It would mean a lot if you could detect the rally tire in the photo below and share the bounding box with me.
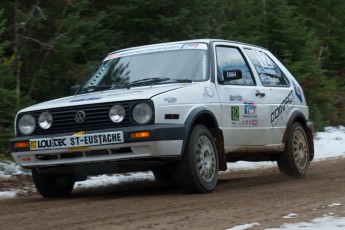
[277,122,310,178]
[32,169,75,198]
[175,124,219,193]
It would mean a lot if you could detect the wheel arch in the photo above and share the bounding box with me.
[183,107,227,171]
[283,110,314,161]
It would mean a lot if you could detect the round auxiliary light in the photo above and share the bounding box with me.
[132,103,152,124]
[109,105,125,123]
[38,112,53,129]
[18,114,36,135]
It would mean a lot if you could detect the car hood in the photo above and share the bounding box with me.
[20,83,191,112]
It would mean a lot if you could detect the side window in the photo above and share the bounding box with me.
[216,46,255,85]
[244,49,290,87]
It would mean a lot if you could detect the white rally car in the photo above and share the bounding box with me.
[9,39,314,197]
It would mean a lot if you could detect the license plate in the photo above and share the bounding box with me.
[29,131,124,150]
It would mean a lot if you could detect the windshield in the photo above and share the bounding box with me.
[78,43,208,93]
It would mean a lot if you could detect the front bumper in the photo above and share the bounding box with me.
[9,124,185,168]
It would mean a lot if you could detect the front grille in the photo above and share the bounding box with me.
[17,100,154,136]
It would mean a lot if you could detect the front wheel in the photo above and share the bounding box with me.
[32,169,75,198]
[175,124,219,193]
[277,122,310,178]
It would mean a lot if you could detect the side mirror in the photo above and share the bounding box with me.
[70,85,80,95]
[223,69,243,81]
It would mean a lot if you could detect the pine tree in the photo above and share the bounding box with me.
[289,0,345,125]
[0,8,16,156]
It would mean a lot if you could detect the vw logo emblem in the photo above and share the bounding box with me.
[75,111,86,123]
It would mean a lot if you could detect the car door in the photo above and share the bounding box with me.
[243,47,293,145]
[214,43,271,147]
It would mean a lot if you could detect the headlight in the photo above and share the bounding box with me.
[18,114,36,135]
[132,103,152,124]
[109,105,125,123]
[38,112,53,129]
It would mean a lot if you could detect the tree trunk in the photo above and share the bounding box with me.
[13,0,20,108]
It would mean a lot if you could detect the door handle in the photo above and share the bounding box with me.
[255,91,265,97]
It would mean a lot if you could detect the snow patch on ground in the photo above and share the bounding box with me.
[0,160,30,177]
[226,222,260,230]
[266,215,345,230]
[328,203,342,208]
[75,172,155,188]
[282,213,298,219]
[0,190,17,199]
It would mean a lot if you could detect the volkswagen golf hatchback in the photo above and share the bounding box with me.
[9,39,314,197]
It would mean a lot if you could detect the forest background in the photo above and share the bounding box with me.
[0,0,345,157]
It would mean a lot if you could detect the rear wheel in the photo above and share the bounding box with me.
[32,169,75,198]
[175,124,219,193]
[278,122,310,178]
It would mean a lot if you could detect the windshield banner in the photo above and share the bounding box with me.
[103,43,208,61]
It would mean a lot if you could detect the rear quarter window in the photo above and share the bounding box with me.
[244,49,290,87]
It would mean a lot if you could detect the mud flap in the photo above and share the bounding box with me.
[306,121,314,161]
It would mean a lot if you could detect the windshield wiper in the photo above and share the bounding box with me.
[170,78,193,83]
[128,77,171,87]
[79,85,112,93]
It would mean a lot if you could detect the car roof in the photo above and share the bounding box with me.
[109,39,268,55]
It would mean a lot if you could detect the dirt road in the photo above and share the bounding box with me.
[1,158,345,230]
